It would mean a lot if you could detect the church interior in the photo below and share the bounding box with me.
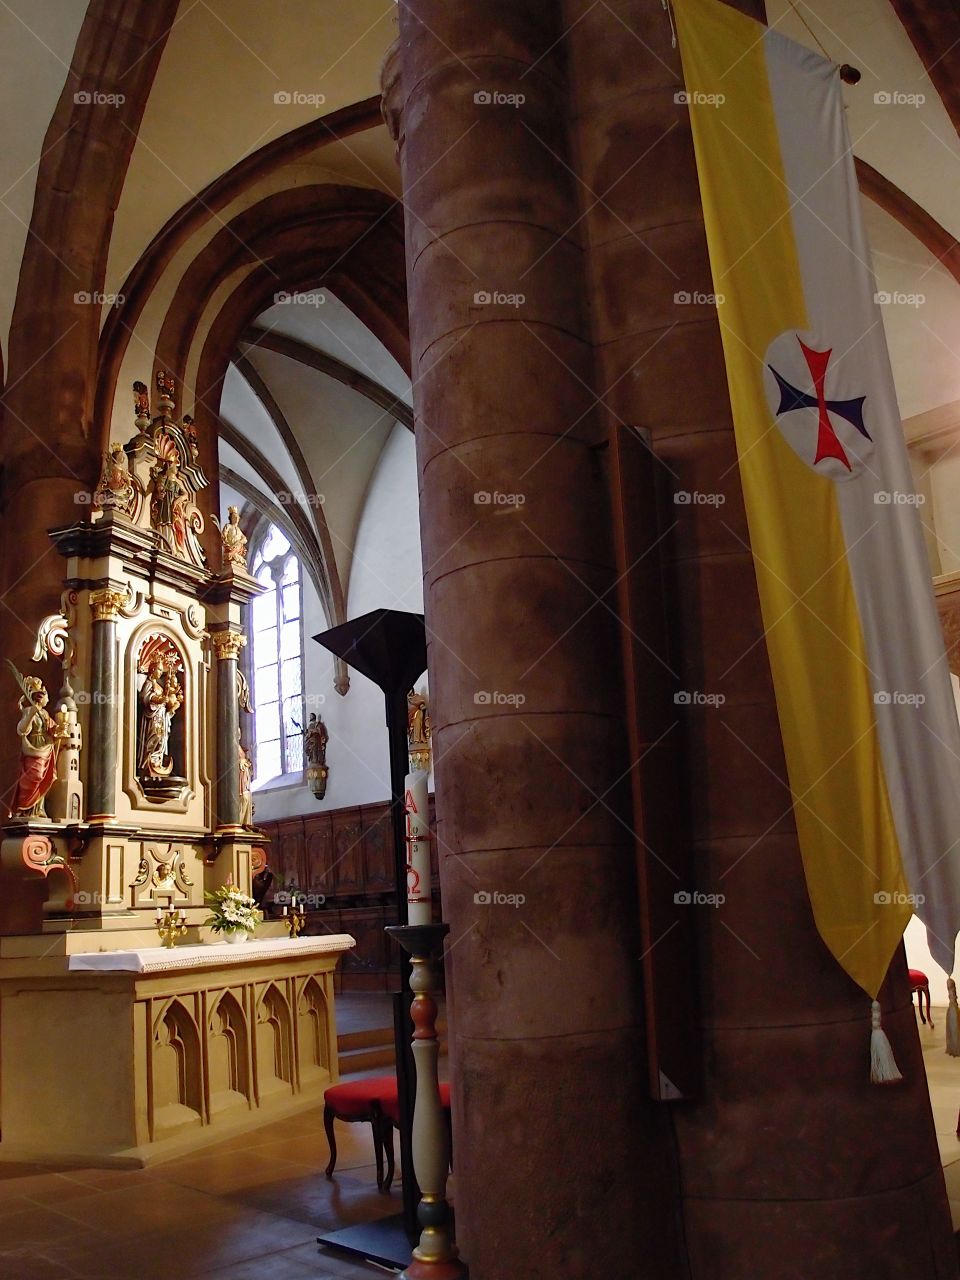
[2,0,960,1277]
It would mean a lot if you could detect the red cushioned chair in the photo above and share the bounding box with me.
[909,968,933,1027]
[323,1075,397,1193]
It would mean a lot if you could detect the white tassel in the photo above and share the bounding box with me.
[870,999,903,1085]
[946,978,960,1057]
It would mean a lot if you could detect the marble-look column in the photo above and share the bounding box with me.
[384,4,687,1276]
[212,630,244,832]
[86,588,127,822]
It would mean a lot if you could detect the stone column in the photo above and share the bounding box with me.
[561,1,955,1276]
[212,630,244,832]
[87,588,126,822]
[385,5,687,1276]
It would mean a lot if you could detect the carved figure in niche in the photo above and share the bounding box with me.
[220,507,248,571]
[149,456,190,557]
[7,665,67,819]
[93,442,137,515]
[304,713,328,768]
[138,657,183,780]
[239,735,254,827]
[407,688,431,748]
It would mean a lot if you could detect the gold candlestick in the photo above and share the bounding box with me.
[156,907,187,948]
[284,905,306,938]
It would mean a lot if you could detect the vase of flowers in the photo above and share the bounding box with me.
[204,883,262,944]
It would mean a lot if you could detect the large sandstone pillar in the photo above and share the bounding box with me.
[562,1,955,1277]
[384,5,687,1277]
[389,0,957,1277]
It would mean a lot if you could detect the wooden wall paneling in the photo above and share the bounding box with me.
[304,813,334,901]
[330,808,364,896]
[361,802,394,893]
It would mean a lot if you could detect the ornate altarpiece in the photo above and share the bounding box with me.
[0,377,353,1165]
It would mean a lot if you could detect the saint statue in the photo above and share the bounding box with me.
[93,442,136,515]
[182,414,200,463]
[149,457,189,556]
[220,506,248,570]
[137,658,183,779]
[239,737,254,827]
[8,666,66,819]
[133,380,151,424]
[407,688,431,748]
[304,713,328,768]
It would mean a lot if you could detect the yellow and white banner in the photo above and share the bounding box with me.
[674,0,960,1001]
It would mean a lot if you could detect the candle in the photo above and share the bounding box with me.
[156,907,162,920]
[283,905,288,917]
[299,901,305,915]
[405,769,432,925]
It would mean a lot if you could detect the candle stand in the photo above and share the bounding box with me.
[385,922,466,1280]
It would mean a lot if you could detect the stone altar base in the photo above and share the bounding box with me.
[0,933,354,1167]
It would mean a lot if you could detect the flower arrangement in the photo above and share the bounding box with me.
[204,882,262,938]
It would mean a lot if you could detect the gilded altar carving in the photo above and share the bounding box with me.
[90,587,131,622]
[136,636,186,795]
[212,630,246,661]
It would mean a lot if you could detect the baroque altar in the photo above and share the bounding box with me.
[0,375,353,1165]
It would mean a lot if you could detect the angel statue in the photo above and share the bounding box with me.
[137,657,183,779]
[93,442,136,515]
[7,663,67,819]
[220,506,248,570]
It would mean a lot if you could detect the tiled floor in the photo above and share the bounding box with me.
[0,1103,407,1279]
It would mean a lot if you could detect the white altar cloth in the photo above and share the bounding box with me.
[67,933,356,974]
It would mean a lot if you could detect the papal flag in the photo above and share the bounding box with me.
[674,0,960,1077]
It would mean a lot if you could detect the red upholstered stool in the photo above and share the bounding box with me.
[908,969,933,1027]
[323,1075,399,1193]
[379,1082,452,1194]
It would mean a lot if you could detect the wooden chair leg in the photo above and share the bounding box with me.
[324,1105,337,1179]
[381,1115,396,1194]
[371,1110,385,1192]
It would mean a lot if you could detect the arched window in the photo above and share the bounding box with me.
[250,524,304,781]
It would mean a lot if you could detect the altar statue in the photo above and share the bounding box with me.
[149,457,189,556]
[220,506,248,570]
[7,665,66,819]
[238,737,254,827]
[137,658,183,779]
[93,442,136,515]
